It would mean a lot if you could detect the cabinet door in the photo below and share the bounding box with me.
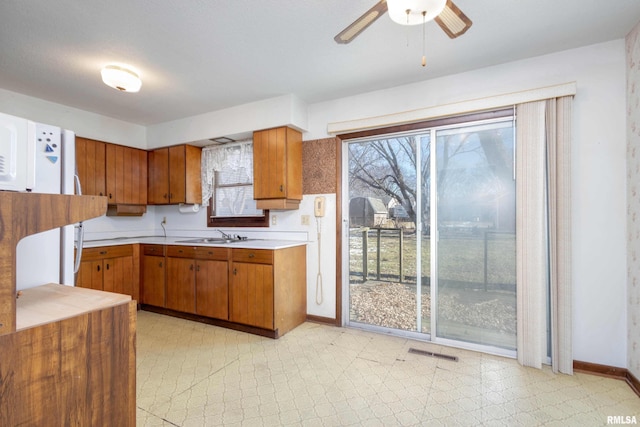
[166,257,196,313]
[195,260,228,320]
[102,256,134,296]
[76,259,103,290]
[106,144,148,205]
[141,255,165,307]
[253,127,286,200]
[168,145,186,203]
[75,137,106,197]
[230,262,274,329]
[148,148,169,204]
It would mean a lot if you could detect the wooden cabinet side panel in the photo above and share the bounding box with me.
[273,246,307,336]
[0,302,135,426]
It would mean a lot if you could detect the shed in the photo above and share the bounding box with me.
[349,197,388,227]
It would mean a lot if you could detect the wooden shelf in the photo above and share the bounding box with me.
[0,192,107,334]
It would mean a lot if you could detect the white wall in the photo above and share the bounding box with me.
[0,88,146,148]
[1,39,628,367]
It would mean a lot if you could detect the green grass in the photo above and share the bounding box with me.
[349,228,516,288]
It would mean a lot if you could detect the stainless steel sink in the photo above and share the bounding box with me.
[176,237,256,245]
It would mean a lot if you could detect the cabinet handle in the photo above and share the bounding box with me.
[100,250,107,255]
[163,193,168,199]
[233,268,237,275]
[106,263,110,270]
[159,261,163,267]
[190,264,194,271]
[249,253,255,258]
[97,265,101,272]
[178,249,183,253]
[99,192,103,196]
[196,265,200,272]
[279,184,283,192]
[109,193,113,199]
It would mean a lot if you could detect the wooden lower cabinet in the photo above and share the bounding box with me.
[230,245,306,337]
[138,243,306,338]
[230,259,274,330]
[141,245,166,307]
[196,259,229,320]
[166,256,197,313]
[76,245,139,300]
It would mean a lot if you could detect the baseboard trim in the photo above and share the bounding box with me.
[574,360,640,398]
[306,314,338,326]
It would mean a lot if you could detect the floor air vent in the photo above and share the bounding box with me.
[408,348,458,362]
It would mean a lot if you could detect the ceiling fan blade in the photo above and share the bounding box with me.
[334,0,388,44]
[434,0,472,39]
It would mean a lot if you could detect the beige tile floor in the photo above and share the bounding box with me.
[136,311,639,426]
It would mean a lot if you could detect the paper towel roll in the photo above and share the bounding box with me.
[178,203,200,213]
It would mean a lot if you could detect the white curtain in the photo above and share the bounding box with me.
[516,96,573,374]
[201,140,253,207]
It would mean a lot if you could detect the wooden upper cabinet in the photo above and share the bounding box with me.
[76,137,147,207]
[148,147,170,204]
[105,143,148,205]
[75,137,106,197]
[148,144,202,205]
[253,126,302,210]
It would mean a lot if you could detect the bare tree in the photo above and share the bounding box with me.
[348,127,514,232]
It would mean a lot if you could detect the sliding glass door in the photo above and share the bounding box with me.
[344,116,516,353]
[433,120,516,350]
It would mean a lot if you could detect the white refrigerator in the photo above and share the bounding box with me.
[16,122,78,290]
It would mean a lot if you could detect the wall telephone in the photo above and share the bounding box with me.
[313,196,325,305]
[314,196,325,217]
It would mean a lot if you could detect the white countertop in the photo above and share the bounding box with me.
[81,236,308,250]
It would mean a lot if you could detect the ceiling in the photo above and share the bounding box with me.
[2,0,640,126]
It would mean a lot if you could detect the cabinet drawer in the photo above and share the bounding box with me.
[142,244,165,256]
[166,245,197,258]
[82,245,133,260]
[232,248,273,265]
[194,246,228,261]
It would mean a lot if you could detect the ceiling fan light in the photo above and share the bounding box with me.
[101,64,142,93]
[387,0,447,25]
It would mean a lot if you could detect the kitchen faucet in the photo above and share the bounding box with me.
[216,229,233,240]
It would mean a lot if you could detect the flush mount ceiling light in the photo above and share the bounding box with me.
[386,0,446,25]
[101,64,142,93]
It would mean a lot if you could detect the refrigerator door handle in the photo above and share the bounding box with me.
[74,222,84,274]
[73,172,84,276]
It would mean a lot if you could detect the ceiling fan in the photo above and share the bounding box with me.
[334,0,472,45]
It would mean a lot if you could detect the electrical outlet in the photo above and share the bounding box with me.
[271,215,277,226]
[301,215,310,225]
